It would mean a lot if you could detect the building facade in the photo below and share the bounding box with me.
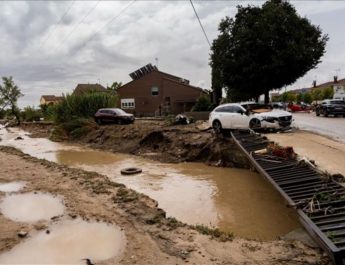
[118,65,208,116]
[40,95,63,105]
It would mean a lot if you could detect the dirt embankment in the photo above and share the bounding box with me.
[20,120,250,168]
[0,146,329,264]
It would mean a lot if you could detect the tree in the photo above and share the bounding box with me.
[191,95,212,111]
[107,81,122,94]
[210,0,328,104]
[303,92,312,104]
[322,87,334,100]
[311,88,323,101]
[0,76,23,124]
[280,92,296,103]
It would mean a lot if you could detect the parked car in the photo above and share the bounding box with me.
[209,103,292,133]
[287,102,312,112]
[94,108,135,125]
[315,100,345,117]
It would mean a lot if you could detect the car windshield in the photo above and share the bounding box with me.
[115,109,127,115]
[330,100,345,105]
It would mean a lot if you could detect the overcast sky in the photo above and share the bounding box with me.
[1,1,345,108]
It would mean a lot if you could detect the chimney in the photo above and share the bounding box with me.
[312,80,316,88]
[334,76,338,83]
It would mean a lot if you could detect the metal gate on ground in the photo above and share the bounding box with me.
[231,130,345,265]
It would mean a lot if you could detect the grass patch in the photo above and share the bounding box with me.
[192,224,234,242]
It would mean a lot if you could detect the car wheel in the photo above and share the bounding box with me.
[95,118,102,125]
[117,119,123,125]
[212,120,222,134]
[249,118,261,129]
[324,111,328,117]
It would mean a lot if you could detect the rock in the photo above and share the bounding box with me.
[17,231,28,238]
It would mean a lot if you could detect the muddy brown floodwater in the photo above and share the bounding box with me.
[1,128,301,241]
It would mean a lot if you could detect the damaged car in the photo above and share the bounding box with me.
[209,103,292,133]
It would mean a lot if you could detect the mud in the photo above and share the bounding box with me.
[0,146,330,264]
[267,130,345,175]
[1,128,300,240]
[19,120,250,168]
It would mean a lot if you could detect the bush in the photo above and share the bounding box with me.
[49,92,117,123]
[21,106,42,122]
[191,95,212,111]
[60,118,97,139]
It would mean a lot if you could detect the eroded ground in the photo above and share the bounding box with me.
[0,146,330,264]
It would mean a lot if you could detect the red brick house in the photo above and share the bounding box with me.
[117,64,208,116]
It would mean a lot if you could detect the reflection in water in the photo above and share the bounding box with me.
[1,128,300,240]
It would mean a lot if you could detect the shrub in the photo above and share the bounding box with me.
[192,95,212,111]
[21,106,42,121]
[49,92,117,123]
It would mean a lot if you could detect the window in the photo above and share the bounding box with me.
[121,98,135,109]
[151,86,159,96]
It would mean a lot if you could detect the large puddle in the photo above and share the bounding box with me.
[0,192,65,223]
[0,128,300,240]
[0,219,125,264]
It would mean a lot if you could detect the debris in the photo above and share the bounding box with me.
[17,231,28,238]
[175,114,194,125]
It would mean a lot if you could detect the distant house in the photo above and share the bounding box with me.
[117,64,208,116]
[40,95,63,105]
[312,76,345,90]
[72,84,107,96]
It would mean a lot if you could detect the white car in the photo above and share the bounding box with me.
[209,103,292,133]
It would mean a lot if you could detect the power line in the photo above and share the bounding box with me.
[39,0,76,47]
[77,1,136,50]
[56,0,101,50]
[189,0,211,47]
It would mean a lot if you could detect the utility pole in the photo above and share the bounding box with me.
[155,57,158,68]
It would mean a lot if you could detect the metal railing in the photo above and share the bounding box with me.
[231,130,345,265]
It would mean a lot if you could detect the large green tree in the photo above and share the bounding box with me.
[210,0,328,104]
[0,76,23,124]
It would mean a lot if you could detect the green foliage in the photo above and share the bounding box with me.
[303,92,313,104]
[192,224,234,242]
[322,87,334,99]
[191,95,212,111]
[59,118,96,139]
[295,92,312,104]
[0,76,23,124]
[280,92,296,102]
[210,0,328,103]
[311,88,323,101]
[21,106,42,122]
[107,81,122,95]
[49,92,117,123]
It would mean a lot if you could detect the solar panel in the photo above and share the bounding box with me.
[129,63,157,80]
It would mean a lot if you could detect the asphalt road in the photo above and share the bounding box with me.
[292,112,345,143]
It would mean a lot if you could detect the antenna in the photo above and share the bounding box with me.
[155,57,158,68]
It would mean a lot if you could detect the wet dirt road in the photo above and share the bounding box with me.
[267,130,345,175]
[0,127,300,241]
[292,112,345,143]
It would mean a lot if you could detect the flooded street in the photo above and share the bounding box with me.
[0,128,300,240]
